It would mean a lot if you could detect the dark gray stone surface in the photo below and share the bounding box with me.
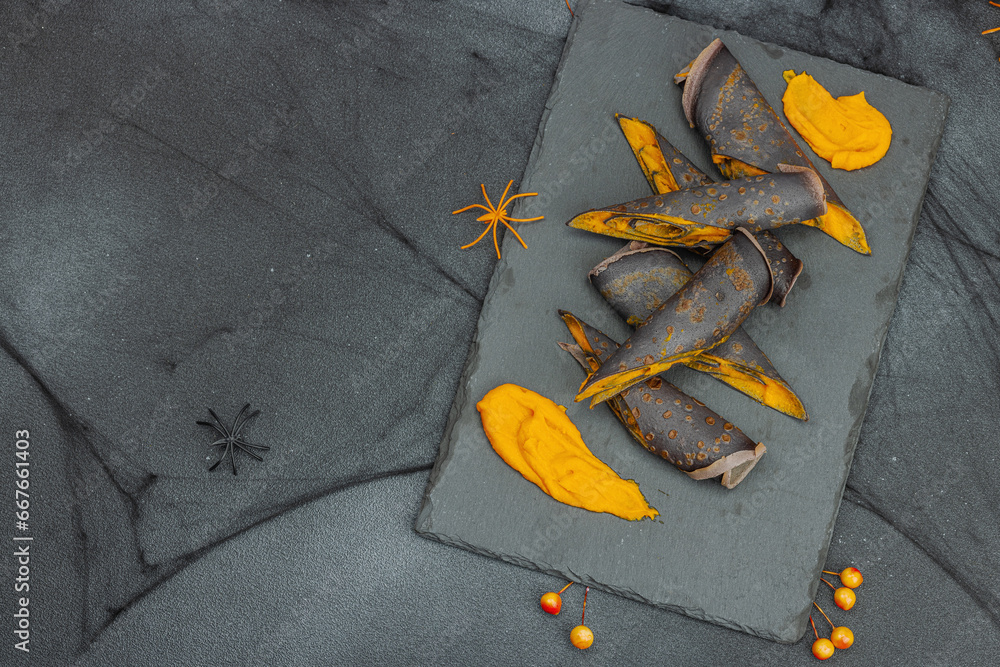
[416,0,947,642]
[0,0,998,664]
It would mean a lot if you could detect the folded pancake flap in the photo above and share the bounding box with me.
[558,311,766,489]
[678,38,871,255]
[566,168,826,250]
[753,229,803,308]
[576,228,773,406]
[590,242,807,419]
[616,115,712,193]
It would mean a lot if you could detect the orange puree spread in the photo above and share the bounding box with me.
[477,384,658,521]
[781,70,892,171]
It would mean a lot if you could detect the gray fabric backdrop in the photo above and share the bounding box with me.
[0,0,997,664]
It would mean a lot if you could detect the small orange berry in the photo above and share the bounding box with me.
[812,637,835,660]
[834,586,856,610]
[540,592,562,615]
[840,567,863,588]
[570,625,594,649]
[831,626,854,649]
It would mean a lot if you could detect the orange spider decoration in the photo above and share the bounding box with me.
[453,180,543,259]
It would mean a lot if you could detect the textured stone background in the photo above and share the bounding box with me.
[0,0,997,664]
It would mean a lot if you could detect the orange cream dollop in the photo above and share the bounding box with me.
[781,70,892,171]
[477,384,658,521]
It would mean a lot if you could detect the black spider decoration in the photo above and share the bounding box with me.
[197,404,270,474]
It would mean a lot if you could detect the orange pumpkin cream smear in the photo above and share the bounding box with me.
[781,70,892,171]
[477,384,658,521]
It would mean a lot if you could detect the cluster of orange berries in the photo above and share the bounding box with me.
[539,582,594,649]
[810,567,864,660]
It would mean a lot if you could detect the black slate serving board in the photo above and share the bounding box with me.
[416,0,947,642]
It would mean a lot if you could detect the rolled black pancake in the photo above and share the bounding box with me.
[678,38,870,255]
[686,233,802,307]
[566,166,826,250]
[576,228,773,406]
[590,243,691,327]
[558,312,766,489]
[590,242,807,420]
[617,115,804,306]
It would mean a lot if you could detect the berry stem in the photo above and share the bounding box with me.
[822,571,838,576]
[820,577,836,590]
[813,602,834,629]
[582,586,590,624]
[558,582,574,595]
[810,616,819,640]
